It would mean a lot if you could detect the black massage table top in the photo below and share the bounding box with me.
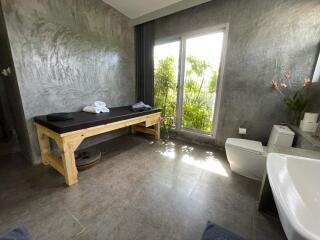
[34,106,161,134]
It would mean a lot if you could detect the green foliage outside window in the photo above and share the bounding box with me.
[154,56,177,132]
[154,55,218,134]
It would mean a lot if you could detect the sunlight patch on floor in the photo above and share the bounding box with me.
[156,141,176,159]
[181,145,194,153]
[181,154,229,177]
[158,149,176,159]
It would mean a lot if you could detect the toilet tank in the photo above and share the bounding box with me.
[267,125,295,147]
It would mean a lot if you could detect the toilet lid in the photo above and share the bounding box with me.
[226,138,264,154]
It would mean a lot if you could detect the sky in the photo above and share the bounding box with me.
[154,32,224,74]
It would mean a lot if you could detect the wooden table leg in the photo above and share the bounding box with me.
[155,122,161,140]
[56,137,83,186]
[36,126,51,165]
[60,144,78,186]
[131,125,136,135]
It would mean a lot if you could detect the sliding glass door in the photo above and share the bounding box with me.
[182,32,224,133]
[154,26,226,136]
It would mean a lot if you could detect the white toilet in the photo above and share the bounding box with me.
[225,125,295,181]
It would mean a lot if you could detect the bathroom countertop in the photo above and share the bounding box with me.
[267,145,320,159]
[289,125,320,151]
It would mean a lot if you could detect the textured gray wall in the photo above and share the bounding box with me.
[155,0,320,146]
[1,0,135,164]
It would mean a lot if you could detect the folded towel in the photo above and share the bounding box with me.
[94,101,106,108]
[131,101,152,112]
[83,106,110,114]
[83,101,110,114]
[100,106,110,113]
[83,106,101,114]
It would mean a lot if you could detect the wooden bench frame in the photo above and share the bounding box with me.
[35,112,161,186]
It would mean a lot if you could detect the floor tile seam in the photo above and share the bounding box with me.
[188,170,205,199]
[64,207,86,237]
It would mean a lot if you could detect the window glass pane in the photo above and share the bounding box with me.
[154,41,180,129]
[182,32,224,133]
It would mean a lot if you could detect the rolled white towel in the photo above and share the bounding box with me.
[83,105,110,114]
[83,106,102,114]
[94,101,106,107]
[100,106,110,113]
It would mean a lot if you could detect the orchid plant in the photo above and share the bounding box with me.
[272,72,310,125]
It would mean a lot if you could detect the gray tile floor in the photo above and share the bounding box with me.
[0,135,286,240]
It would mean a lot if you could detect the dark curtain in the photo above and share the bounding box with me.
[135,21,155,106]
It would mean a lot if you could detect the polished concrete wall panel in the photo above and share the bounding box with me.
[155,0,320,146]
[1,0,135,164]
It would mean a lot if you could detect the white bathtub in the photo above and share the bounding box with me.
[267,153,320,240]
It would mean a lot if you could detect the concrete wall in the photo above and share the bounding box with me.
[1,0,135,164]
[154,0,320,146]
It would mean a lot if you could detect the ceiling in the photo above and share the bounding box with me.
[102,0,211,25]
[103,0,182,19]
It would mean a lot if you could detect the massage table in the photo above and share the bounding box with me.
[34,106,161,186]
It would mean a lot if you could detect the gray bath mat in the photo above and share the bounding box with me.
[0,227,32,240]
[201,221,245,240]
